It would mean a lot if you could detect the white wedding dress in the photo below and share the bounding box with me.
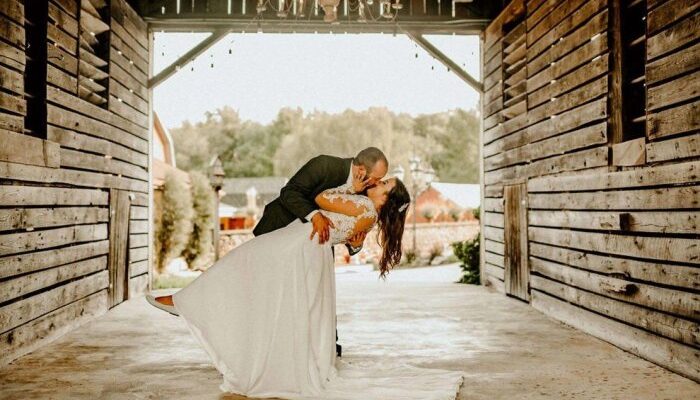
[172,193,463,399]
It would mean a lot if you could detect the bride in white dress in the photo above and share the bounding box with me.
[148,178,463,399]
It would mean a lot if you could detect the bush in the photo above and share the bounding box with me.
[401,249,418,266]
[428,244,443,264]
[452,233,480,284]
[449,207,462,222]
[182,171,215,270]
[472,206,481,221]
[154,171,193,274]
[420,204,437,222]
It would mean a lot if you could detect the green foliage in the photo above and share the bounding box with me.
[182,171,215,270]
[449,207,462,221]
[472,205,480,221]
[170,106,480,184]
[420,204,437,221]
[154,171,193,274]
[428,244,443,265]
[452,233,480,284]
[401,249,418,266]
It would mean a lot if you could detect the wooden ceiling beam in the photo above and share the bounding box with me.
[405,30,483,94]
[147,28,231,89]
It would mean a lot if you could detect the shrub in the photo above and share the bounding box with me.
[154,171,193,274]
[182,171,215,270]
[452,233,480,284]
[428,244,443,264]
[449,207,462,222]
[402,249,418,266]
[420,204,437,222]
[472,206,481,221]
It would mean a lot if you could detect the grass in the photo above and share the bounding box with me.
[153,274,198,289]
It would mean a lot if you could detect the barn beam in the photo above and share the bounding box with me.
[147,28,231,89]
[405,31,483,94]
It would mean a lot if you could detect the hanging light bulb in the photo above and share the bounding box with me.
[391,0,402,9]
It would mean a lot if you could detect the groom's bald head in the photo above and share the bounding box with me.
[353,147,388,186]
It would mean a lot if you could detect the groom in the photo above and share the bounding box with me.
[253,147,389,356]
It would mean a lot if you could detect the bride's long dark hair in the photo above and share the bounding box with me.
[376,179,410,278]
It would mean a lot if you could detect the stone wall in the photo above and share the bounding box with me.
[219,221,479,264]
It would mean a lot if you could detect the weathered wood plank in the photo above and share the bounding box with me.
[0,129,60,168]
[0,40,25,70]
[484,273,505,293]
[0,290,108,365]
[528,10,608,77]
[129,206,148,220]
[0,270,108,334]
[0,186,108,206]
[528,55,608,108]
[0,224,108,256]
[47,125,148,168]
[0,256,106,303]
[485,122,607,171]
[529,227,700,264]
[0,206,108,232]
[0,0,23,26]
[47,104,148,154]
[528,160,700,192]
[109,61,148,101]
[128,273,149,298]
[485,99,607,157]
[532,256,699,319]
[527,75,607,126]
[108,94,149,129]
[647,69,700,112]
[109,47,148,86]
[527,0,605,60]
[129,233,148,248]
[0,13,24,48]
[647,100,700,140]
[129,247,148,262]
[646,134,699,163]
[483,226,505,243]
[531,276,699,348]
[647,11,700,60]
[648,0,700,35]
[484,239,505,255]
[0,161,148,193]
[47,87,148,140]
[482,212,505,228]
[47,63,78,94]
[0,240,109,280]
[59,148,148,181]
[521,146,608,178]
[0,64,23,96]
[129,259,149,278]
[528,210,699,234]
[612,137,646,167]
[0,88,25,115]
[530,242,699,290]
[129,220,148,234]
[531,290,700,382]
[504,183,529,300]
[483,198,504,213]
[484,262,505,281]
[529,185,699,210]
[647,40,700,85]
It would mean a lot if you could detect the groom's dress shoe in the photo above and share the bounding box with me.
[146,294,180,316]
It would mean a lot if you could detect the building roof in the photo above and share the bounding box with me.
[429,182,481,209]
[221,177,288,208]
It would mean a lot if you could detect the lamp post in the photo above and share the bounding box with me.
[209,156,225,261]
[392,157,435,255]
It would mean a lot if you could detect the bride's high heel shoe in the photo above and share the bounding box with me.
[146,294,180,316]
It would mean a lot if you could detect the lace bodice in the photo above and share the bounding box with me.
[317,186,378,245]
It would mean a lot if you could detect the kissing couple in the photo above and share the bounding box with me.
[147,147,463,399]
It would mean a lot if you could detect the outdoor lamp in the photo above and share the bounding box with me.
[209,156,225,191]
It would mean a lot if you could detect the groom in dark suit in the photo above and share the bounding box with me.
[253,147,389,357]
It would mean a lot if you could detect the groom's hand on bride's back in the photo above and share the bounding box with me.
[347,231,366,248]
[310,213,335,244]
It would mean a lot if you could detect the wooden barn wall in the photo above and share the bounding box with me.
[480,0,699,381]
[0,0,150,365]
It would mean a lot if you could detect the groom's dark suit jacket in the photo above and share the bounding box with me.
[253,155,354,240]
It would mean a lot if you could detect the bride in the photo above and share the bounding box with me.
[147,177,463,399]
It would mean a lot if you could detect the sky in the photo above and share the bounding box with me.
[152,32,481,129]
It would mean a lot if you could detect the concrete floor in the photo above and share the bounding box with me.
[0,264,697,399]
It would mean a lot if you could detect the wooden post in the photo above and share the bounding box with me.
[609,0,624,145]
